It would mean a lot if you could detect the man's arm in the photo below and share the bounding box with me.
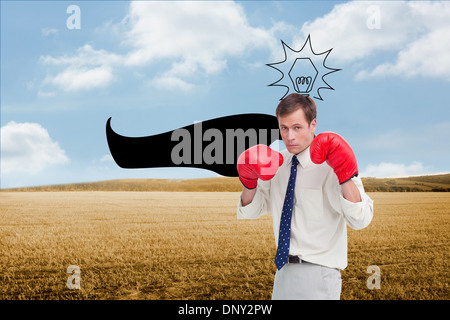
[341,179,361,203]
[240,187,257,206]
[339,176,373,230]
[237,180,272,220]
[310,132,373,229]
[237,144,282,208]
[310,132,362,203]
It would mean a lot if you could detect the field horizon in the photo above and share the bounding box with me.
[2,173,450,192]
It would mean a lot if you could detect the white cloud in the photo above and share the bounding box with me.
[45,65,114,92]
[99,154,114,163]
[40,1,278,93]
[41,44,120,92]
[298,1,414,62]
[361,161,430,178]
[148,74,196,92]
[356,122,450,178]
[40,44,122,67]
[1,121,70,174]
[37,90,56,97]
[42,27,58,37]
[34,1,450,93]
[356,26,450,80]
[297,1,450,81]
[120,1,279,89]
[360,122,450,155]
[122,1,273,64]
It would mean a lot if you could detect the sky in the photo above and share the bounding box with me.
[1,0,450,189]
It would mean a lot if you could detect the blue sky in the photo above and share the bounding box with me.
[1,0,450,188]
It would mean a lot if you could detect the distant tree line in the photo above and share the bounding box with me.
[364,186,450,192]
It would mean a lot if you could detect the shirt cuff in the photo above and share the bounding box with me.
[340,188,373,230]
[237,188,265,220]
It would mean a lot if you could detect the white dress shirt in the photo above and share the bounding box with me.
[237,146,374,270]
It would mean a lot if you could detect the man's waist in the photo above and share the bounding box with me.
[287,254,345,270]
[288,255,309,264]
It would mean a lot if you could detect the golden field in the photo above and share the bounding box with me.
[0,191,449,300]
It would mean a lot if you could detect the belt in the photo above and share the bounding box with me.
[288,255,309,264]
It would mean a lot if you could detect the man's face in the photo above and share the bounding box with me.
[278,108,316,155]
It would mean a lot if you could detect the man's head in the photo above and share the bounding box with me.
[276,93,317,155]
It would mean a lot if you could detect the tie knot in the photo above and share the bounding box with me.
[292,155,299,167]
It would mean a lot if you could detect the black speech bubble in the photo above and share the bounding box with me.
[106,113,281,177]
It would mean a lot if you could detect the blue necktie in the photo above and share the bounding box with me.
[275,155,299,270]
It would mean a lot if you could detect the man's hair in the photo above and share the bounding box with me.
[275,93,317,124]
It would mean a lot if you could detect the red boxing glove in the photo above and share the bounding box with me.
[310,132,358,184]
[237,144,284,189]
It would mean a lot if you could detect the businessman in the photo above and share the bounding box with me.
[236,93,374,299]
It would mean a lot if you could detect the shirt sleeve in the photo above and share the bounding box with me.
[237,179,271,220]
[339,176,374,230]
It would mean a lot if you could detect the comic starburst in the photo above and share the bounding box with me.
[267,35,340,101]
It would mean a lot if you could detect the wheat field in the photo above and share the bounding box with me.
[0,191,448,300]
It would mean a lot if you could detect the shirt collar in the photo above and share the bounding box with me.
[287,146,312,169]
